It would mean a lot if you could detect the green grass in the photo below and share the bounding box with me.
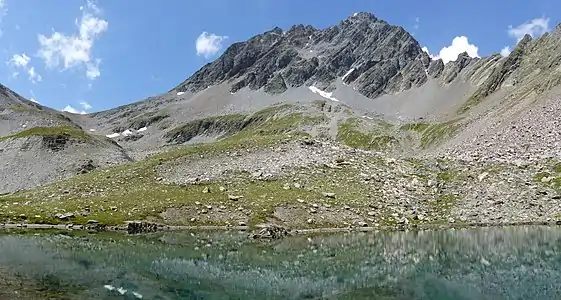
[165,105,324,145]
[0,108,327,226]
[127,111,170,130]
[419,120,462,149]
[457,94,482,114]
[400,119,463,149]
[428,194,459,221]
[337,118,398,150]
[0,152,367,227]
[400,123,431,133]
[534,161,561,191]
[0,126,90,142]
[9,105,38,113]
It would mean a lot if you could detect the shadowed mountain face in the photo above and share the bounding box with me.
[3,13,561,229]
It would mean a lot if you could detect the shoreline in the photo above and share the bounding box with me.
[1,220,561,235]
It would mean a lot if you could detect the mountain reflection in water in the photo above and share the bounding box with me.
[0,226,560,299]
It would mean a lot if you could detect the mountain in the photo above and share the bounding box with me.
[0,84,132,193]
[2,12,561,230]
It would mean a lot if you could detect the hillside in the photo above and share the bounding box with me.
[1,12,561,230]
[0,85,132,193]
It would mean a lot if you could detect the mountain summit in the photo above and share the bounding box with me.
[174,12,433,98]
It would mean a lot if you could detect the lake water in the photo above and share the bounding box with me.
[1,226,561,299]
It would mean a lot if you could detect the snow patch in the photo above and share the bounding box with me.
[122,129,133,136]
[342,68,355,82]
[308,86,339,102]
[103,285,142,298]
[361,116,374,120]
[106,133,120,138]
[353,12,358,17]
[176,91,185,96]
[137,127,147,132]
[89,129,96,132]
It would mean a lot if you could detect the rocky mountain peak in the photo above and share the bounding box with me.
[347,12,378,22]
[172,13,438,98]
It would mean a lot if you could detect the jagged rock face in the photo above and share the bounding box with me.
[174,12,432,99]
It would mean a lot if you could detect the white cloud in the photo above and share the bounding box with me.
[196,32,227,58]
[79,101,92,110]
[27,67,42,83]
[508,17,550,41]
[9,53,30,68]
[425,36,479,64]
[62,101,92,114]
[37,0,108,80]
[413,17,420,30]
[62,105,87,114]
[7,53,42,83]
[500,46,511,57]
[421,46,436,59]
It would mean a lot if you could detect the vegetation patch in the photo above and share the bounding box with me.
[400,123,430,133]
[428,194,459,221]
[124,111,170,131]
[0,126,89,142]
[457,94,482,114]
[534,161,561,192]
[165,114,247,144]
[9,105,38,113]
[337,118,398,150]
[419,119,462,149]
[0,156,367,227]
[165,104,324,145]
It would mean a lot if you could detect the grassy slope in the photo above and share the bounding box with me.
[336,117,399,151]
[2,106,535,228]
[0,107,332,226]
[0,126,90,142]
[399,119,463,149]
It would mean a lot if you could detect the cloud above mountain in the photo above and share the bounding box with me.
[7,53,42,83]
[500,17,551,57]
[196,32,228,59]
[37,0,108,80]
[422,36,480,64]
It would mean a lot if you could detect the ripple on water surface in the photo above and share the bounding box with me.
[0,226,561,299]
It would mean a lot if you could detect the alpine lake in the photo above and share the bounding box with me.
[1,226,561,299]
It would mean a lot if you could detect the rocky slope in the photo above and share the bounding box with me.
[0,86,132,193]
[2,13,561,229]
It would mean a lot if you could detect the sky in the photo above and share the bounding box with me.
[0,0,558,113]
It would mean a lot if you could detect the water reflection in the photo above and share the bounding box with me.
[0,227,560,299]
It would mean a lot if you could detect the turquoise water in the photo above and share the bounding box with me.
[1,226,561,299]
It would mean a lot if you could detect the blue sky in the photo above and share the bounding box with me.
[0,0,558,113]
